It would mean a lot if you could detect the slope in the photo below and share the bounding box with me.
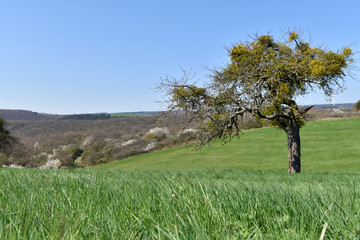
[93,117,360,173]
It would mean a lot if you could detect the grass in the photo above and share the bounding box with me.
[1,117,359,239]
[0,169,359,239]
[94,117,360,173]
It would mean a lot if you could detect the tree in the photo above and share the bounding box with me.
[159,31,353,173]
[354,100,360,111]
[0,117,15,155]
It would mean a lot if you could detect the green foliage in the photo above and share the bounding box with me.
[205,113,232,137]
[172,85,208,111]
[225,32,353,126]
[0,169,359,239]
[288,31,299,41]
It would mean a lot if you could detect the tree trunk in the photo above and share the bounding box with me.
[286,122,301,173]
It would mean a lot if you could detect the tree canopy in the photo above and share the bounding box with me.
[159,31,353,173]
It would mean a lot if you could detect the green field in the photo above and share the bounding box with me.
[1,169,359,239]
[1,117,359,239]
[94,117,360,173]
[110,112,158,117]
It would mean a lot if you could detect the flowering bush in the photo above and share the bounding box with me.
[144,128,169,142]
[144,141,157,152]
[122,139,137,146]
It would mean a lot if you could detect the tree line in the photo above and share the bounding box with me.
[59,113,111,120]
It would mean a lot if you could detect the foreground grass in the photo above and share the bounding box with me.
[94,117,360,173]
[0,169,359,239]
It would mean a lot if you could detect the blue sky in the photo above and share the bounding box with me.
[0,0,359,114]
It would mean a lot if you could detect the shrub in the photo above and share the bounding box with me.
[241,119,265,130]
[144,141,157,152]
[177,128,199,142]
[39,159,62,169]
[78,148,107,166]
[0,153,7,166]
[7,143,31,167]
[144,128,169,142]
[122,139,137,146]
[30,154,48,167]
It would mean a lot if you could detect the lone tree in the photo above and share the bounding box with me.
[159,31,353,173]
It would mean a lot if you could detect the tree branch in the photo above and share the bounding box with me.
[254,110,290,120]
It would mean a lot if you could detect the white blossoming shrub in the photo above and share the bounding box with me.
[122,139,137,147]
[81,136,94,147]
[148,127,169,135]
[144,141,157,152]
[330,109,344,117]
[144,127,169,142]
[40,159,62,169]
[39,148,63,169]
[2,164,24,169]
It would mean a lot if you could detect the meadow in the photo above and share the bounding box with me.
[0,117,359,239]
[0,169,359,239]
[94,117,360,173]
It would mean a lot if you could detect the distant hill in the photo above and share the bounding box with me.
[60,113,111,120]
[0,110,160,121]
[309,103,355,109]
[0,103,355,121]
[0,109,58,121]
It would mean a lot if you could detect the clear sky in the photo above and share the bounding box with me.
[0,0,359,114]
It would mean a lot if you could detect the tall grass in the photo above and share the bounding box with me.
[0,169,359,239]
